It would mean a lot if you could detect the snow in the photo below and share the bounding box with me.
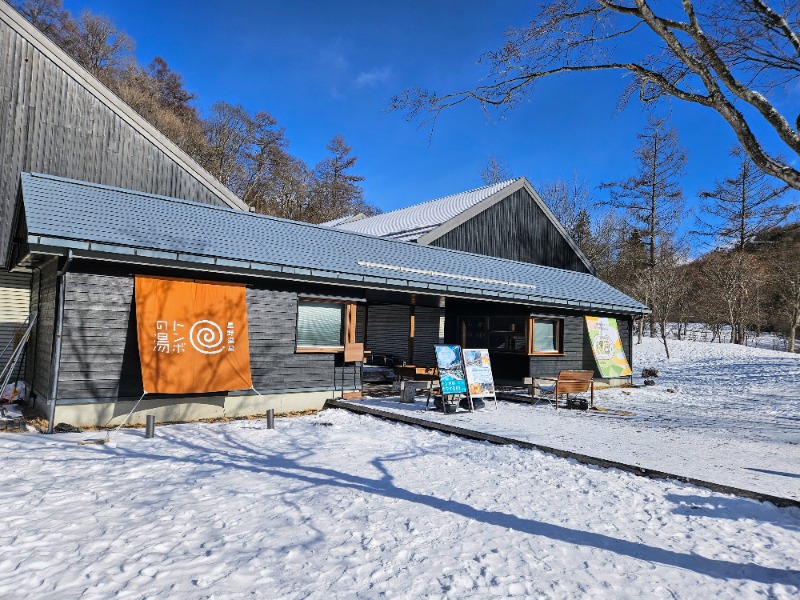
[1,339,799,598]
[349,338,800,503]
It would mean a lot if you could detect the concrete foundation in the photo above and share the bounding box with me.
[37,389,355,428]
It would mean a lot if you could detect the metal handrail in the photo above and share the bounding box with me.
[0,312,38,397]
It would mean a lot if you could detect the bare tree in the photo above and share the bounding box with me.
[11,0,70,42]
[761,224,800,352]
[202,101,287,205]
[262,152,314,221]
[650,249,691,358]
[701,250,765,344]
[537,174,624,277]
[537,174,594,235]
[391,1,800,190]
[697,146,795,250]
[479,155,511,185]
[67,10,135,79]
[773,245,800,353]
[602,116,686,334]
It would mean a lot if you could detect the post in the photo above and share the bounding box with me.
[145,415,155,438]
[266,408,275,429]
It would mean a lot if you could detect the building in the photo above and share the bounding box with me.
[324,178,616,368]
[9,173,646,427]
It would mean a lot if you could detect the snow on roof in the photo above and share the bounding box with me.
[332,178,522,241]
[319,214,367,227]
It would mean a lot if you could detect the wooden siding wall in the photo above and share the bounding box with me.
[246,289,360,394]
[444,299,634,382]
[366,304,411,363]
[0,10,240,267]
[54,269,360,402]
[429,189,590,273]
[0,270,31,361]
[536,313,634,379]
[26,258,56,398]
[412,306,443,367]
[530,313,591,378]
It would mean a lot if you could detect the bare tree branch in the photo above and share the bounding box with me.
[391,0,800,190]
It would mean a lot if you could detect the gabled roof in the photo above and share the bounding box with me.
[16,173,647,314]
[0,2,246,212]
[329,177,595,273]
[332,179,520,241]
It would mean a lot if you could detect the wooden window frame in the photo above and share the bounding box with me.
[295,298,360,355]
[528,317,563,355]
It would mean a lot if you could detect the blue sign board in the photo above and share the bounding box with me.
[434,345,468,395]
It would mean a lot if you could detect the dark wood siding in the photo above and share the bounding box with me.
[0,9,240,266]
[56,268,360,401]
[619,316,633,371]
[429,189,590,273]
[533,313,590,379]
[539,313,634,379]
[27,258,56,398]
[247,288,360,394]
[412,306,443,367]
[445,299,634,383]
[366,304,411,363]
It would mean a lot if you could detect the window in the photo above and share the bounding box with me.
[459,315,528,354]
[488,316,528,353]
[297,301,345,349]
[296,299,360,354]
[459,315,563,355]
[529,317,562,354]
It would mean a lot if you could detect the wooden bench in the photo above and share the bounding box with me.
[526,370,594,410]
[393,366,440,404]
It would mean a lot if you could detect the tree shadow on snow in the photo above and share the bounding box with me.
[19,427,800,587]
[665,493,799,533]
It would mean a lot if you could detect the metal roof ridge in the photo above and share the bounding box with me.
[342,177,522,223]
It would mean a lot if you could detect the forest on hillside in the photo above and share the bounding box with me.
[10,0,380,224]
[524,120,800,356]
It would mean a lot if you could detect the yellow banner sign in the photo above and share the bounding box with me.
[585,316,632,378]
[135,276,253,394]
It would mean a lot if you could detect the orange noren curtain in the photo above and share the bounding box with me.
[135,276,253,394]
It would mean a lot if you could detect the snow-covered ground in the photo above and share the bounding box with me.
[1,339,799,598]
[349,338,800,502]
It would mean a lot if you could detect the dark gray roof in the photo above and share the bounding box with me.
[18,173,647,314]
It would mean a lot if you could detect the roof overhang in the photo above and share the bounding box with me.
[19,235,650,317]
[14,172,650,316]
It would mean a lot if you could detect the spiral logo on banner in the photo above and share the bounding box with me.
[190,320,225,354]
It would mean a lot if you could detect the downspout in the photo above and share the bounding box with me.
[47,250,72,434]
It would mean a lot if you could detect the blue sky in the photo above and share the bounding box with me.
[61,0,797,224]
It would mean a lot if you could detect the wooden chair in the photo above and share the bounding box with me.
[532,370,594,410]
